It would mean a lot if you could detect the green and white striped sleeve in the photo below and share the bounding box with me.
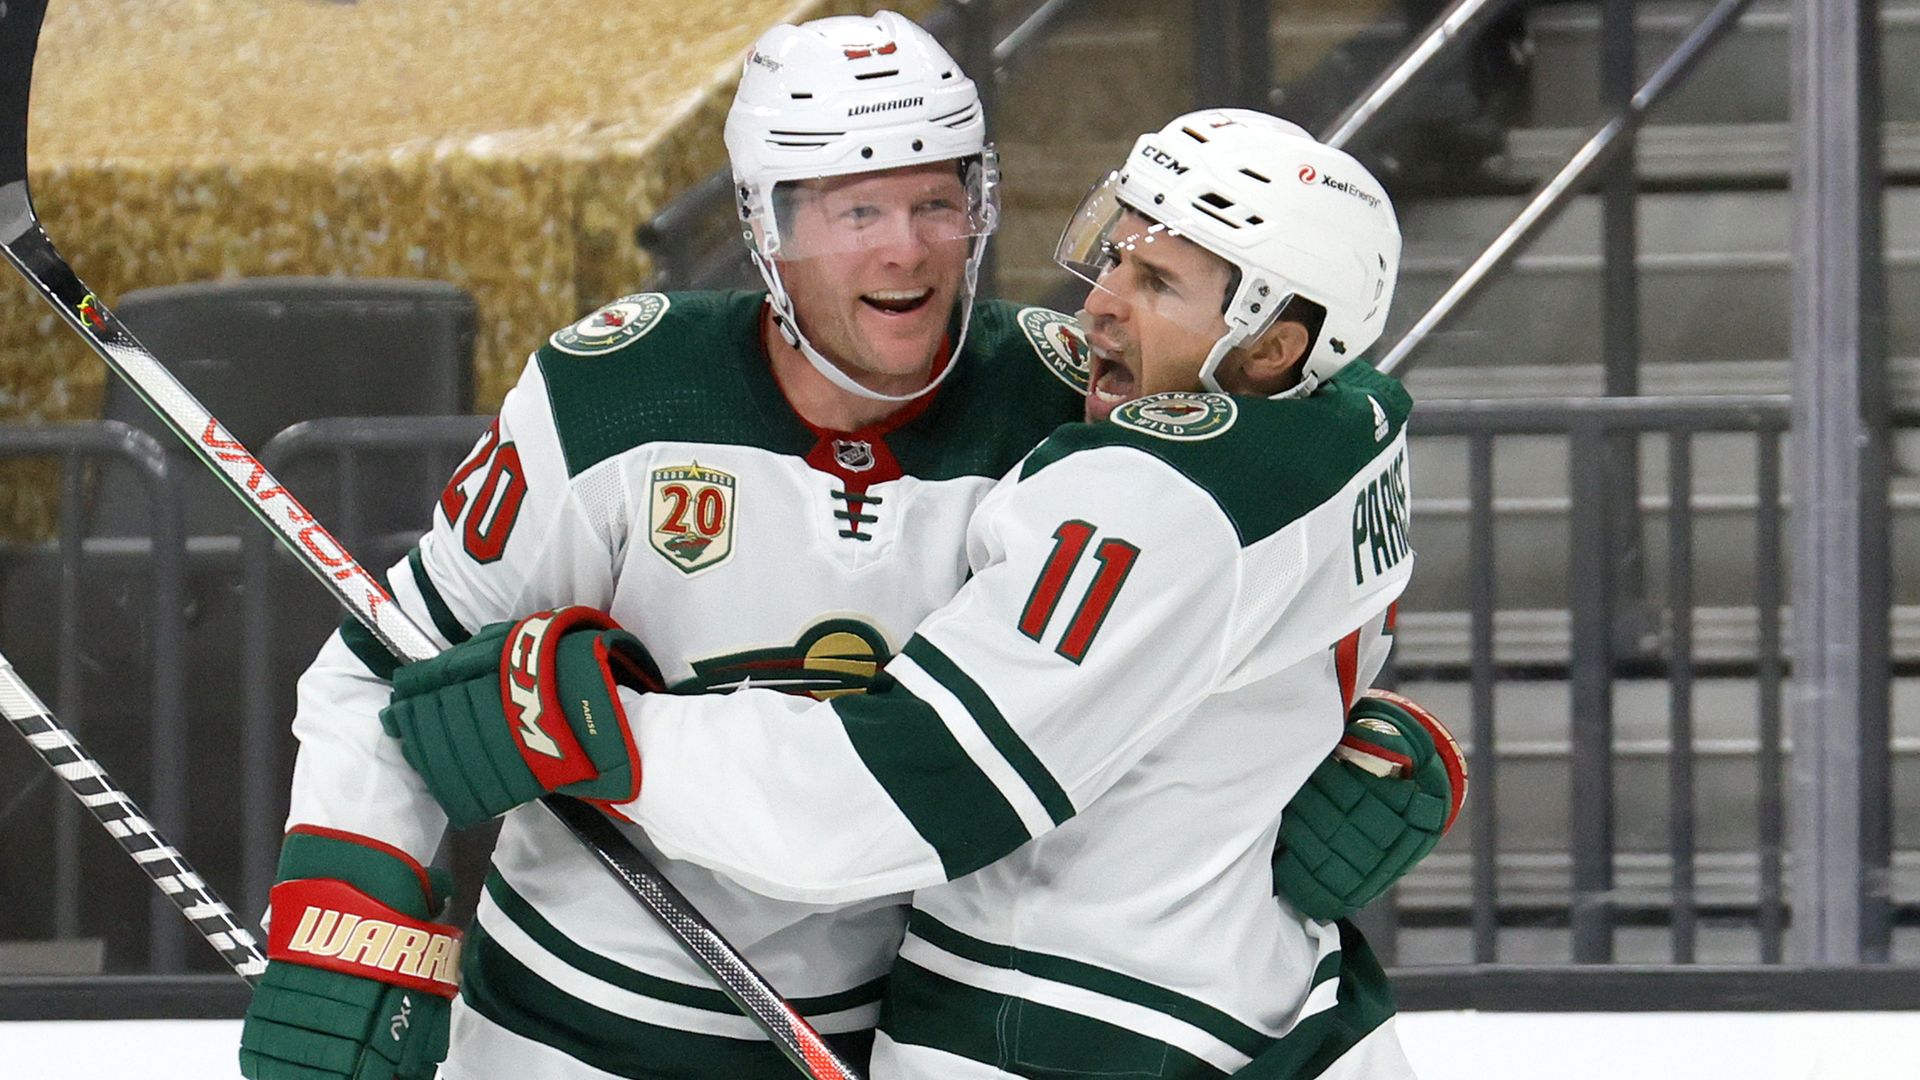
[627,445,1254,903]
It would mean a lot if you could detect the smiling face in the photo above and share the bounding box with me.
[1077,211,1238,423]
[772,162,975,394]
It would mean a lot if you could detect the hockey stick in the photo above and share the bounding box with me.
[0,646,268,983]
[0,4,855,1076]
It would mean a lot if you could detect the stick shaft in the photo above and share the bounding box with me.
[0,651,267,983]
[0,209,437,664]
[0,5,857,1073]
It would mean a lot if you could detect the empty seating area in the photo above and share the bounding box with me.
[0,1,1913,1010]
[0,278,485,973]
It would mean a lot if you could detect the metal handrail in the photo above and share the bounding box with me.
[990,0,1082,72]
[1410,393,1791,435]
[0,394,1890,982]
[1406,395,1793,965]
[0,420,189,971]
[1377,0,1762,376]
[234,414,492,916]
[1320,0,1530,150]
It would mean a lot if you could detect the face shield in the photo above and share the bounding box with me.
[737,151,1002,403]
[744,152,998,263]
[1054,171,1252,341]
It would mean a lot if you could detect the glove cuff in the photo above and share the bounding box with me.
[266,878,463,999]
[268,827,462,999]
[276,825,441,918]
[1357,689,1468,833]
[552,630,655,806]
[500,607,621,791]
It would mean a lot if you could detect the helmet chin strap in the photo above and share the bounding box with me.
[755,234,989,406]
[1201,281,1325,401]
[1196,324,1248,395]
[1197,323,1324,401]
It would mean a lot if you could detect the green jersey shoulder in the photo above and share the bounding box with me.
[534,292,1086,480]
[886,300,1087,480]
[535,291,800,477]
[1019,360,1413,545]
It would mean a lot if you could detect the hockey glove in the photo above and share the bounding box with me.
[1274,689,1468,921]
[379,606,665,829]
[239,827,459,1080]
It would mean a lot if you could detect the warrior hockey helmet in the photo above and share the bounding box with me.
[726,10,998,403]
[1055,109,1400,397]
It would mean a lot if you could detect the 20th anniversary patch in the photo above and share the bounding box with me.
[649,463,736,574]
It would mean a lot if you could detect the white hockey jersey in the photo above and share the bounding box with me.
[623,363,1418,1079]
[284,290,1091,1078]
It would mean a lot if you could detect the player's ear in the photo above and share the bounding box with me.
[1236,318,1311,394]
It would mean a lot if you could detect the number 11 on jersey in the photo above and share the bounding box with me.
[1018,520,1139,664]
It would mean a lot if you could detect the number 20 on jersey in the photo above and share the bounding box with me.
[440,419,528,563]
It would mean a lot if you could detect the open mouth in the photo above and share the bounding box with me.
[1088,344,1138,405]
[862,288,934,315]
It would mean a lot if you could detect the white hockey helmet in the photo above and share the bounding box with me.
[725,10,998,403]
[1056,109,1400,397]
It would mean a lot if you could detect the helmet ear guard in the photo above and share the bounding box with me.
[1198,270,1290,394]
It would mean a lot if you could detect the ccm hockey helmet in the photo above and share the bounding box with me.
[725,10,998,403]
[1056,109,1400,397]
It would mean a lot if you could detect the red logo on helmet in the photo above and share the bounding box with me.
[1298,165,1318,184]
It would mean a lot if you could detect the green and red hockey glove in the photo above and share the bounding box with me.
[1274,689,1468,921]
[239,827,459,1080]
[379,606,665,828]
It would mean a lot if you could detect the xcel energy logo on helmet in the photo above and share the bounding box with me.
[1301,166,1384,210]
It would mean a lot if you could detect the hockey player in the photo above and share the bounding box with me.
[237,14,1078,1080]
[238,10,1452,1078]
[378,110,1458,1080]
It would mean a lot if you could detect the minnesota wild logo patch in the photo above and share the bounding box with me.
[1112,392,1237,441]
[551,293,671,356]
[1017,306,1091,393]
[649,463,735,574]
[673,619,892,699]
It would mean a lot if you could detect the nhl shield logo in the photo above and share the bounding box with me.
[550,293,671,356]
[649,464,736,574]
[833,440,876,472]
[1112,392,1238,441]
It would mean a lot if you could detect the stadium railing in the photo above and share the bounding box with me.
[0,423,191,974]
[4,396,1916,1016]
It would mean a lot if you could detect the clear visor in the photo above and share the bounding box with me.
[1053,172,1239,338]
[757,156,997,262]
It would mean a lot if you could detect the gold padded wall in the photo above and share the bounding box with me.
[2,0,929,536]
